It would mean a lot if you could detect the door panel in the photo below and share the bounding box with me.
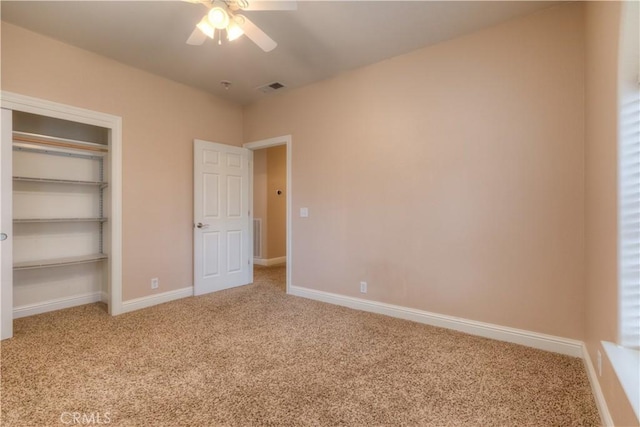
[194,140,252,295]
[203,173,220,217]
[203,231,220,278]
[203,149,219,165]
[227,175,242,217]
[227,230,243,273]
[227,153,242,168]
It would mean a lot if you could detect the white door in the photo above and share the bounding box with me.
[194,139,252,295]
[1,109,13,339]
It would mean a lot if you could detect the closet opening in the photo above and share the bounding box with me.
[1,92,123,340]
[12,111,111,317]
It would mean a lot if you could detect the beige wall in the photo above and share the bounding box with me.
[1,22,244,300]
[253,149,268,258]
[584,2,639,425]
[266,146,287,259]
[244,3,586,339]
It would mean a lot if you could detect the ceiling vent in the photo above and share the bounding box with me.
[257,82,286,94]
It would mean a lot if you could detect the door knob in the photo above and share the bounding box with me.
[196,223,209,229]
[0,233,7,241]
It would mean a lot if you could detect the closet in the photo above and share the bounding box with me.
[11,111,111,317]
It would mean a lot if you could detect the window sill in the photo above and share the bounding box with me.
[602,341,640,421]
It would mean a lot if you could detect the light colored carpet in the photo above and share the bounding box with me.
[1,265,599,426]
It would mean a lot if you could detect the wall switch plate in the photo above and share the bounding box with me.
[360,281,367,293]
[151,278,159,290]
[300,207,309,218]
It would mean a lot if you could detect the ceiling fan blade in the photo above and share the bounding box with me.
[241,1,297,11]
[235,14,277,52]
[186,27,208,45]
[183,0,216,10]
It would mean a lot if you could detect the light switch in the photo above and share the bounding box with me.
[300,207,309,218]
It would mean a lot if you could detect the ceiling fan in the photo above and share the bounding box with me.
[184,0,296,52]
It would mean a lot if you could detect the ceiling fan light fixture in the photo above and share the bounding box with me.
[196,17,215,39]
[208,7,230,30]
[227,16,245,41]
[185,1,280,52]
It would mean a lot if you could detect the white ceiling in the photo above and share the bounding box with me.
[1,1,556,105]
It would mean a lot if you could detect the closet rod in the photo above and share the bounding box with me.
[13,134,108,153]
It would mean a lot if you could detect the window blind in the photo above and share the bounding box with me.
[619,85,640,349]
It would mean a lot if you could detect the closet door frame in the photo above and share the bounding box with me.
[1,109,13,339]
[1,91,123,317]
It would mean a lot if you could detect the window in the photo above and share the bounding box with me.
[618,18,640,350]
[619,81,640,349]
[605,4,640,421]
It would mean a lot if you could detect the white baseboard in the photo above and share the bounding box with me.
[583,344,615,426]
[121,286,193,314]
[289,285,583,357]
[13,292,103,319]
[254,256,286,267]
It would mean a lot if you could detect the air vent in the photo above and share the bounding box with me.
[257,81,286,94]
[253,218,262,258]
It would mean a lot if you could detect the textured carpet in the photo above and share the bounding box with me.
[1,265,599,426]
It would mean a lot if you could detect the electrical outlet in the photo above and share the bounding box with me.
[151,278,159,290]
[360,281,367,294]
[597,350,602,377]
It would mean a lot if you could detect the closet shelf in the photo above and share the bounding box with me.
[13,176,108,188]
[14,254,108,270]
[13,218,108,223]
[13,131,109,153]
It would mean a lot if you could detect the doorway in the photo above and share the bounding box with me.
[244,136,292,294]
